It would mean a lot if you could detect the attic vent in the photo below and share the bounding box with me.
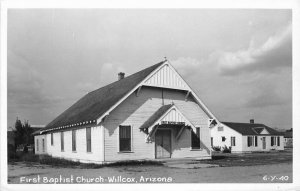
[118,72,125,80]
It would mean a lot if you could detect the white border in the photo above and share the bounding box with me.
[1,0,299,191]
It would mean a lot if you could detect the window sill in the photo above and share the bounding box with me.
[118,151,134,153]
[72,151,77,153]
[61,150,64,152]
[87,151,93,154]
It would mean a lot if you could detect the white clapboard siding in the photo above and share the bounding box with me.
[144,64,188,90]
[45,126,103,163]
[161,109,186,124]
[102,86,211,162]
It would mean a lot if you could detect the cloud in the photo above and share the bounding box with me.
[8,50,64,109]
[244,85,290,108]
[99,62,126,85]
[217,23,292,75]
[170,57,204,76]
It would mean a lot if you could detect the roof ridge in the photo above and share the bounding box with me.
[43,60,166,132]
[87,61,166,95]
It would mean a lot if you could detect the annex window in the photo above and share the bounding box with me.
[51,133,53,146]
[72,130,76,152]
[119,125,131,152]
[247,136,252,147]
[211,137,213,147]
[254,136,258,147]
[247,136,257,147]
[271,136,277,146]
[231,137,236,146]
[277,136,280,146]
[42,139,45,152]
[191,127,201,149]
[86,127,92,152]
[221,136,226,142]
[36,139,39,151]
[61,132,64,151]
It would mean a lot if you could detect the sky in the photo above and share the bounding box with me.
[7,9,292,130]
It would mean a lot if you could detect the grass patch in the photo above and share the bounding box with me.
[200,150,292,167]
[8,153,163,169]
[81,160,163,169]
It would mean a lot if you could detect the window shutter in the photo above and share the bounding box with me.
[277,136,280,146]
[247,136,251,147]
[271,137,274,146]
[255,136,258,147]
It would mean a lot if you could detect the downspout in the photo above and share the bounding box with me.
[102,124,105,163]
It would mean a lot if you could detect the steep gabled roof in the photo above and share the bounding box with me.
[43,61,165,132]
[222,122,283,136]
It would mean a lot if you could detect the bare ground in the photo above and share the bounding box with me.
[7,150,293,184]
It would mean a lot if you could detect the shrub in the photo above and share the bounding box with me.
[222,145,231,153]
[212,146,221,151]
[20,153,40,162]
[7,144,19,161]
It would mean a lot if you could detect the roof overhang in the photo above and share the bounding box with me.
[141,104,196,133]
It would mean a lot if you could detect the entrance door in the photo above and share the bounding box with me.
[155,129,171,158]
[262,137,266,149]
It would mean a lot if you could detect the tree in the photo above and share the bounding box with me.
[13,117,24,150]
[13,118,34,153]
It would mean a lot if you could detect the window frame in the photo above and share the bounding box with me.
[119,125,132,152]
[51,133,53,146]
[61,131,64,152]
[254,136,258,147]
[221,136,226,142]
[86,127,92,152]
[36,139,39,151]
[231,136,236,146]
[247,136,257,147]
[42,138,45,152]
[191,127,201,150]
[247,136,252,147]
[72,129,77,152]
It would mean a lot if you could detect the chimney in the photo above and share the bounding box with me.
[250,119,254,124]
[118,72,125,80]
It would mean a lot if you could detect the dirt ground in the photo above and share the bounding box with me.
[8,150,293,184]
